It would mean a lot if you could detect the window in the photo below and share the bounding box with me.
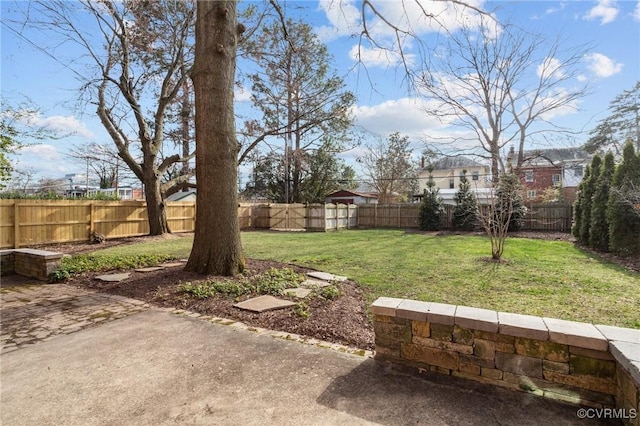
[552,174,561,186]
[118,188,133,199]
[573,165,584,178]
[449,178,455,189]
[472,171,479,181]
[527,190,536,199]
[525,170,534,182]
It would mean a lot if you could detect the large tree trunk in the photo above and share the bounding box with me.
[144,172,170,235]
[185,0,244,276]
[181,78,191,191]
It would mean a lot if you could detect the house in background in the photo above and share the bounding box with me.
[515,147,592,203]
[325,189,379,204]
[416,156,491,193]
[86,186,138,200]
[166,190,197,202]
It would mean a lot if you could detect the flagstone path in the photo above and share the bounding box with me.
[232,271,347,313]
[0,282,149,354]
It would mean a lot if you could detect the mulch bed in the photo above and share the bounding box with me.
[67,256,375,350]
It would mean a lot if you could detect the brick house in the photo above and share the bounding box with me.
[515,147,592,203]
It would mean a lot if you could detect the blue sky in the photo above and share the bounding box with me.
[1,0,639,185]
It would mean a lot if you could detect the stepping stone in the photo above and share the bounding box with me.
[300,279,331,289]
[233,295,296,313]
[159,262,184,268]
[283,288,313,299]
[95,273,130,282]
[307,271,348,282]
[134,267,164,273]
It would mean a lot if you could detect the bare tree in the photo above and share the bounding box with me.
[11,0,196,235]
[418,17,589,180]
[477,187,512,261]
[476,173,525,260]
[4,167,37,194]
[68,142,127,189]
[359,132,418,203]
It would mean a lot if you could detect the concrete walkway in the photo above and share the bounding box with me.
[0,281,617,425]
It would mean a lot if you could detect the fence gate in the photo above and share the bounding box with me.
[268,203,306,230]
[288,204,306,229]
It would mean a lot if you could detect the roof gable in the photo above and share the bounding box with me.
[521,147,591,166]
[428,156,487,171]
[326,190,378,199]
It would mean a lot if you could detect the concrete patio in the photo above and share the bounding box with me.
[0,282,619,425]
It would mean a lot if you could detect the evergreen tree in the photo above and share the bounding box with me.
[495,173,526,232]
[578,155,602,245]
[572,164,591,239]
[452,171,479,231]
[419,171,444,231]
[589,152,615,251]
[607,141,640,256]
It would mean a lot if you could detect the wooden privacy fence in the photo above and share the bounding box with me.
[356,203,572,232]
[0,200,196,249]
[523,203,573,232]
[251,203,357,231]
[0,200,572,249]
[358,204,432,228]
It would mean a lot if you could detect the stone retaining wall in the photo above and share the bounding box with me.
[372,298,639,425]
[0,249,63,281]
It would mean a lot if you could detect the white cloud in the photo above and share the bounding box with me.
[318,0,491,48]
[537,57,566,79]
[537,88,581,121]
[19,144,62,162]
[351,97,446,136]
[12,144,70,178]
[363,0,488,38]
[546,2,567,16]
[348,45,416,68]
[531,2,567,20]
[633,0,640,21]
[234,86,251,102]
[585,53,623,78]
[316,0,361,41]
[583,0,619,24]
[17,111,93,139]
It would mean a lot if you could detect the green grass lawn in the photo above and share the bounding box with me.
[88,229,640,328]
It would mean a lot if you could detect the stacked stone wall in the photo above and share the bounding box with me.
[372,298,639,425]
[0,249,63,281]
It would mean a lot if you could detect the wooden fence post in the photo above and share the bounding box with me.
[90,202,95,235]
[374,204,377,228]
[13,200,20,249]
